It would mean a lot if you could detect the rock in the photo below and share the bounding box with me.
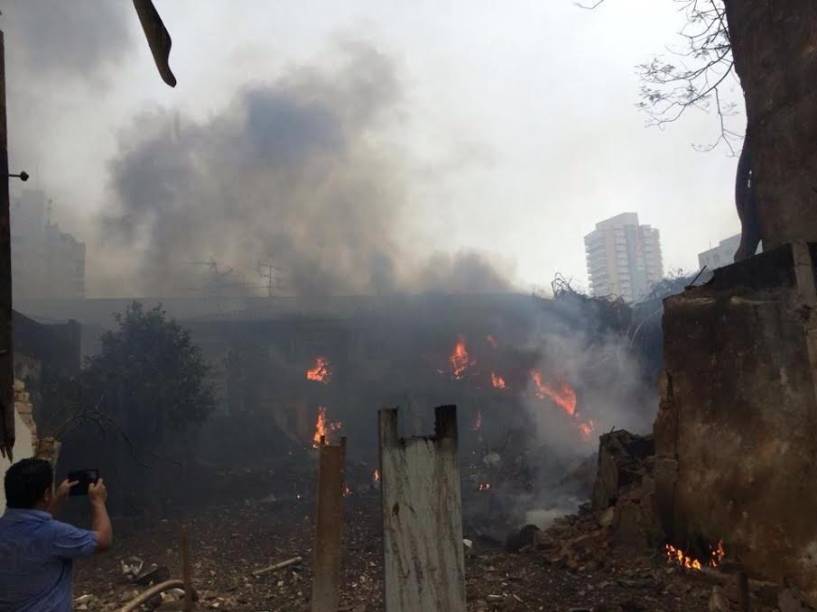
[591,430,654,512]
[121,556,145,580]
[505,524,540,553]
[136,564,171,586]
[482,452,501,467]
[708,586,729,611]
[598,506,616,528]
[779,588,816,612]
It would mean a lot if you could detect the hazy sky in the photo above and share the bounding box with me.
[3,0,744,296]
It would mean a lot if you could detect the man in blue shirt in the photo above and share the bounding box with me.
[0,458,112,611]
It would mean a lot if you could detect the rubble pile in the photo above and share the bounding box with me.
[590,430,660,550]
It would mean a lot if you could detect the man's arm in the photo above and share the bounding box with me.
[88,479,112,552]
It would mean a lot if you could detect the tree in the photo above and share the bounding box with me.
[582,0,737,151]
[586,0,817,252]
[69,302,214,512]
[83,301,214,439]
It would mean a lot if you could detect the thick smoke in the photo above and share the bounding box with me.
[3,0,134,79]
[100,42,512,297]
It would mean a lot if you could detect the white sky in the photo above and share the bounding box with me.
[6,0,744,296]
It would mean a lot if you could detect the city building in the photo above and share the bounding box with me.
[697,234,750,271]
[11,190,86,299]
[584,212,663,302]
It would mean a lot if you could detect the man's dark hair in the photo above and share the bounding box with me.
[4,458,53,509]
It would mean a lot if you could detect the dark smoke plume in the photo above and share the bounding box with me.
[101,41,512,297]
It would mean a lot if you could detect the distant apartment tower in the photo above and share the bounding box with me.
[11,190,86,299]
[584,212,663,302]
[696,234,764,272]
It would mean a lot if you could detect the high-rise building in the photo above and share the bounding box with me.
[584,212,663,302]
[697,234,757,272]
[11,190,86,299]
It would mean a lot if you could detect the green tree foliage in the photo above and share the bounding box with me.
[83,302,215,438]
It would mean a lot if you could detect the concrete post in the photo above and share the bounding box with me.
[379,405,466,612]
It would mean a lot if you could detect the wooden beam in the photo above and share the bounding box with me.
[311,437,346,612]
[0,31,13,459]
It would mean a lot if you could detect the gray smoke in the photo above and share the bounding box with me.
[3,0,134,79]
[100,41,511,297]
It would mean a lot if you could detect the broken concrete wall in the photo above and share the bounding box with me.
[655,243,817,605]
[0,315,79,508]
[0,380,37,509]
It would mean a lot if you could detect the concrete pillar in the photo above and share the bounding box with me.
[379,405,466,612]
[655,243,817,605]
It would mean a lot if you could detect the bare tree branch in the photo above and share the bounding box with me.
[579,0,741,152]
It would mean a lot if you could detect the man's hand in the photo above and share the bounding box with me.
[47,479,78,515]
[88,479,108,506]
[55,478,78,501]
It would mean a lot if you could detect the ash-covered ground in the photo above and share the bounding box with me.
[70,457,726,612]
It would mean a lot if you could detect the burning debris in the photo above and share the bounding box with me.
[312,407,342,447]
[530,373,576,416]
[490,372,507,390]
[306,357,332,384]
[449,336,474,380]
[664,540,726,571]
[529,371,595,441]
[665,544,703,571]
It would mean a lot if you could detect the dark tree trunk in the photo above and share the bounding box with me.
[725,1,817,249]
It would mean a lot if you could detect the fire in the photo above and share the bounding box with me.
[312,406,342,447]
[306,356,332,384]
[478,482,492,492]
[578,420,596,440]
[530,371,576,416]
[449,336,474,380]
[529,371,597,441]
[491,372,507,390]
[664,540,725,571]
[665,544,702,571]
[709,540,725,567]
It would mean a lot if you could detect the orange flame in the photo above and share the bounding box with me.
[578,420,596,440]
[530,371,576,416]
[449,336,474,380]
[312,406,342,447]
[491,372,507,390]
[306,356,332,384]
[664,540,725,571]
[665,544,702,571]
[709,540,725,567]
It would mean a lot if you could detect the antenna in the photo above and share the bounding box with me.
[257,261,280,297]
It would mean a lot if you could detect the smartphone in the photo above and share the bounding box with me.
[67,469,100,496]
